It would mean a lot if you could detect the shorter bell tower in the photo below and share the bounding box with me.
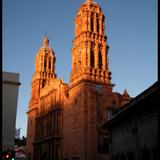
[26,36,56,160]
[29,36,56,106]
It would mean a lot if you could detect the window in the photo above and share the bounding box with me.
[98,48,102,69]
[96,13,99,33]
[44,60,46,72]
[42,80,46,88]
[91,50,94,68]
[91,13,94,32]
[49,58,51,69]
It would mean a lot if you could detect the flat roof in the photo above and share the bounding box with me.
[3,71,21,85]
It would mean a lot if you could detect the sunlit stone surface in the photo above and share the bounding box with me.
[26,1,131,160]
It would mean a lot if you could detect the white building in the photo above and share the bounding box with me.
[2,71,21,151]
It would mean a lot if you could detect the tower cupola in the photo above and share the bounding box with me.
[34,36,56,78]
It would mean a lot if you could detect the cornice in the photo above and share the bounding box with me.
[3,80,21,86]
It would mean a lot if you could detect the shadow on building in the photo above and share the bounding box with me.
[101,81,159,160]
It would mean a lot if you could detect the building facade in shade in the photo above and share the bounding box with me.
[2,71,21,151]
[26,0,132,160]
[102,82,159,160]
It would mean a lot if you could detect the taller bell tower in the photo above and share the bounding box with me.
[63,1,114,160]
[70,0,111,86]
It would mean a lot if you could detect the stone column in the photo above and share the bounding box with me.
[42,56,44,72]
[94,13,97,33]
[88,12,91,31]
[84,42,88,67]
[102,44,106,70]
[46,57,49,73]
[87,41,91,67]
[86,12,89,31]
[80,17,82,33]
[84,12,88,32]
[50,57,53,73]
[106,46,109,70]
[99,15,103,35]
[82,42,86,67]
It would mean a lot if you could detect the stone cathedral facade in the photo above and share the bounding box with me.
[26,0,131,160]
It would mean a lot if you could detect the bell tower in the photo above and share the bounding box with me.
[63,1,114,160]
[70,0,111,86]
[29,35,56,106]
[26,36,56,160]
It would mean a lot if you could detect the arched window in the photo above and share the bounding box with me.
[44,60,46,72]
[42,80,46,88]
[91,13,94,32]
[48,57,51,69]
[91,50,94,68]
[96,13,99,33]
[98,48,102,69]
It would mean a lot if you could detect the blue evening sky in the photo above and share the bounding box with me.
[3,0,157,137]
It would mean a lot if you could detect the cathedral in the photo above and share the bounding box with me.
[26,0,131,160]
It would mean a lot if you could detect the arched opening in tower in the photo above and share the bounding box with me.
[91,50,95,68]
[98,50,102,69]
[44,60,46,72]
[91,13,94,32]
[96,13,99,33]
[48,57,51,70]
